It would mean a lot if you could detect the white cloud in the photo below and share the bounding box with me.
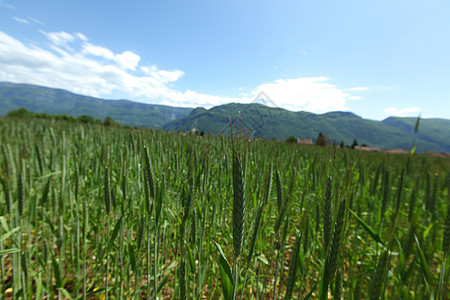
[82,44,141,70]
[140,65,158,74]
[115,51,140,70]
[76,33,88,41]
[12,16,45,26]
[0,0,14,9]
[0,30,187,101]
[82,43,115,60]
[347,87,369,91]
[384,107,421,117]
[0,30,358,113]
[152,69,184,83]
[348,96,360,100]
[28,17,45,26]
[248,77,349,113]
[42,31,75,48]
[13,17,29,24]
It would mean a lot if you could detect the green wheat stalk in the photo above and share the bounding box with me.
[369,248,389,300]
[323,175,333,254]
[319,197,347,300]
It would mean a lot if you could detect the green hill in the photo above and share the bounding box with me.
[163,103,450,153]
[2,82,449,153]
[0,82,193,128]
[381,117,450,153]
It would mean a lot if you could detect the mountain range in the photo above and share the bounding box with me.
[0,82,192,128]
[1,82,449,153]
[163,103,450,153]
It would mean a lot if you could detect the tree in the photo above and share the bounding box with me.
[315,132,329,147]
[351,139,358,149]
[103,116,116,126]
[286,136,297,144]
[78,115,95,124]
[7,108,31,117]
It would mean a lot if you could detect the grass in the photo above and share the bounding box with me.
[0,116,449,299]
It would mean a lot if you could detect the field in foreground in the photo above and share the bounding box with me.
[0,117,449,299]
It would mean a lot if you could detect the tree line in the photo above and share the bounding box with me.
[5,107,120,127]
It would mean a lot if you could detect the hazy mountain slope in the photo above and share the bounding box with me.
[0,82,193,128]
[164,103,450,153]
[382,117,450,153]
[2,82,449,153]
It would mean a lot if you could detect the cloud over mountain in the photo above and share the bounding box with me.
[0,30,359,113]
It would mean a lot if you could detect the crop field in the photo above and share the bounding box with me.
[0,117,449,299]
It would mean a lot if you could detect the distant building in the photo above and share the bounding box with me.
[354,145,381,152]
[385,148,409,155]
[425,152,450,158]
[297,138,313,145]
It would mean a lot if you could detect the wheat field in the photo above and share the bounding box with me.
[0,117,449,299]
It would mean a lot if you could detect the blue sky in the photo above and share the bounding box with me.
[1,0,449,120]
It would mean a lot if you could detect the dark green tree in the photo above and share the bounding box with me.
[316,132,329,147]
[103,116,116,126]
[78,115,95,124]
[286,136,297,144]
[7,108,31,117]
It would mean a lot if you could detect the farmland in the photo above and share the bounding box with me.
[0,116,449,299]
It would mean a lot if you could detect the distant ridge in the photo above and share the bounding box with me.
[1,82,449,153]
[163,102,450,153]
[0,82,193,128]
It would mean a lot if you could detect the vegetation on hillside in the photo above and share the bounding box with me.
[2,83,449,153]
[0,82,193,128]
[163,103,450,153]
[6,107,121,127]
